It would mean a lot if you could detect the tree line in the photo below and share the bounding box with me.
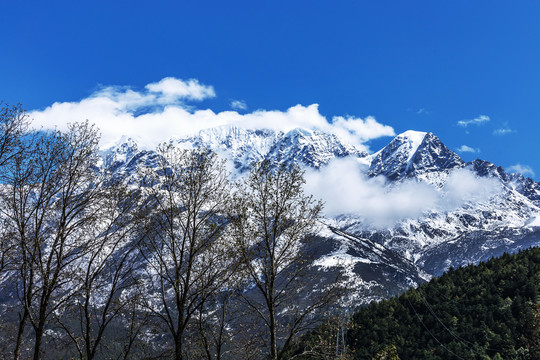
[287,248,540,360]
[0,103,341,360]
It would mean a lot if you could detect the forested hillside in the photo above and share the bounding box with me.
[289,248,540,360]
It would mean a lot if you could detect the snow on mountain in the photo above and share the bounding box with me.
[335,130,540,279]
[173,126,280,173]
[170,125,368,174]
[369,131,465,186]
[102,125,369,173]
[100,126,540,305]
[100,135,139,170]
[368,130,428,177]
[264,128,367,169]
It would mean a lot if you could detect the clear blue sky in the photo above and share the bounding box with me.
[1,1,539,178]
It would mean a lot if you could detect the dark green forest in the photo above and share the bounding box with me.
[289,248,540,360]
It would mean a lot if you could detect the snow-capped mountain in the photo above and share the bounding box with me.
[175,126,368,172]
[341,130,540,277]
[101,126,540,305]
[368,130,465,186]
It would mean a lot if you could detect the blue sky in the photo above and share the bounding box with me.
[1,1,539,178]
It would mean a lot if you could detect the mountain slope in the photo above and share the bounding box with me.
[100,126,540,305]
[288,247,540,360]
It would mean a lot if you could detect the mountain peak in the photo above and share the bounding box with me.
[284,127,315,138]
[396,130,428,145]
[369,131,464,180]
[266,128,367,168]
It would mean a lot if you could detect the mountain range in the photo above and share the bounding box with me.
[101,125,540,305]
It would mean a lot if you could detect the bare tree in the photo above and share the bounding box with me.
[0,102,30,357]
[193,268,249,360]
[3,122,103,360]
[0,102,29,168]
[285,310,355,360]
[231,161,339,360]
[0,102,30,275]
[137,146,236,360]
[196,290,234,360]
[54,177,142,360]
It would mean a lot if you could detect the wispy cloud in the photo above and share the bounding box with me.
[230,100,247,110]
[493,126,514,136]
[507,164,535,178]
[407,108,431,115]
[457,115,490,127]
[417,108,431,115]
[457,145,479,153]
[29,77,395,150]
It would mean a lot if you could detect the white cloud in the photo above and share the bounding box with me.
[29,77,395,150]
[507,164,535,178]
[304,158,438,227]
[457,115,490,127]
[304,159,502,228]
[145,77,216,101]
[230,100,247,110]
[493,127,514,136]
[331,116,395,144]
[441,168,502,208]
[457,145,479,153]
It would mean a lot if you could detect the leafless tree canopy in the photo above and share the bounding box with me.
[0,104,342,360]
[3,122,104,360]
[137,145,239,360]
[231,161,339,360]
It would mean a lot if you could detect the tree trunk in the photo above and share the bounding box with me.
[175,332,183,360]
[33,325,44,360]
[270,306,277,360]
[33,302,48,360]
[13,308,28,360]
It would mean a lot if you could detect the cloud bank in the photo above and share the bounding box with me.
[304,158,502,228]
[29,77,395,150]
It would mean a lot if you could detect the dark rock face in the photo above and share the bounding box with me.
[467,159,509,181]
[408,133,465,176]
[369,131,464,180]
